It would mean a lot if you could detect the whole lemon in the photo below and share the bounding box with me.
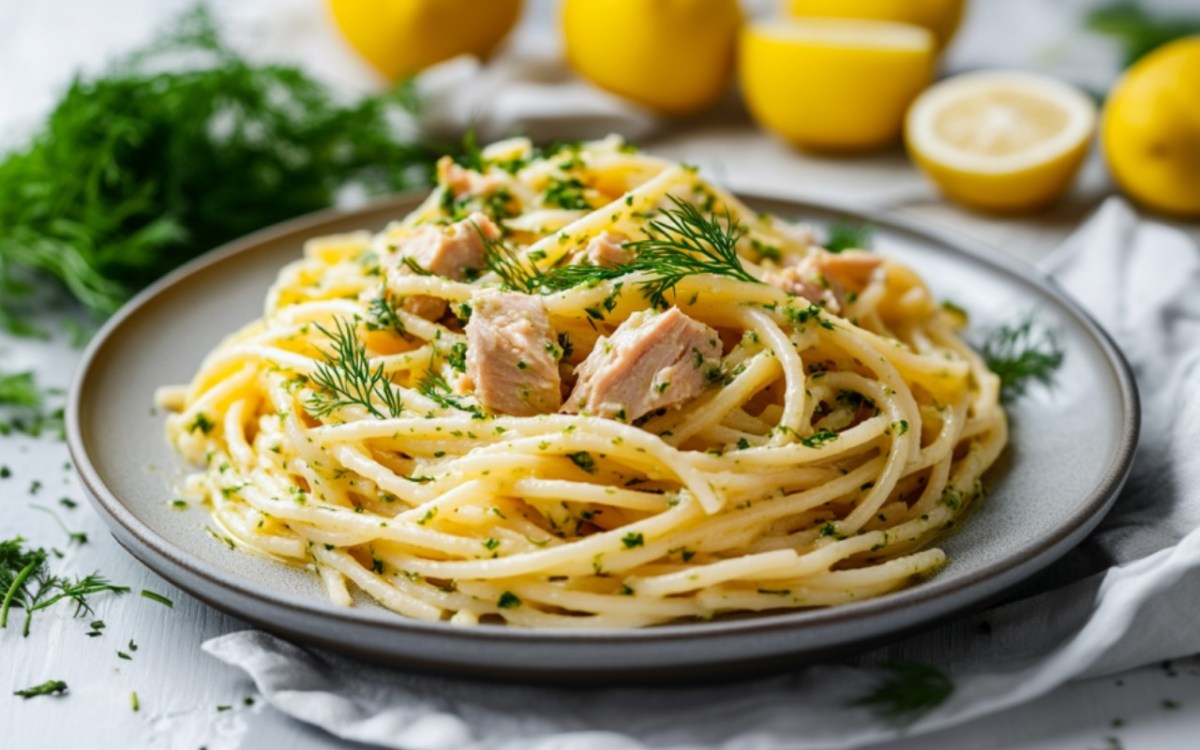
[785,0,966,49]
[328,0,523,81]
[1103,37,1200,218]
[740,19,936,151]
[562,0,742,116]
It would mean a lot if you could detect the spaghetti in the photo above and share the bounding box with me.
[158,136,1006,628]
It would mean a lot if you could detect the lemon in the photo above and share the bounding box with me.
[562,0,742,116]
[740,19,936,151]
[905,71,1097,212]
[1103,37,1200,218]
[328,0,523,81]
[785,0,966,49]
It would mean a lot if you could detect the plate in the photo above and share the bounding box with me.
[68,192,1139,682]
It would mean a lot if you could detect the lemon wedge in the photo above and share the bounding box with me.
[740,19,935,151]
[905,71,1097,212]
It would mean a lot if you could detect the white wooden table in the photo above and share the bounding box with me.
[3,1,1200,748]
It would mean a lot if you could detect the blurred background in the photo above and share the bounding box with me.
[0,0,1197,328]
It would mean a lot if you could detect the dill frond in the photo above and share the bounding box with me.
[306,318,404,420]
[416,372,484,418]
[980,315,1064,404]
[1,537,130,637]
[478,224,545,293]
[852,661,954,726]
[620,195,759,308]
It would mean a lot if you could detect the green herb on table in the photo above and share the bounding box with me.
[1087,1,1200,67]
[0,6,439,328]
[0,537,129,637]
[29,504,88,545]
[140,590,174,608]
[0,370,64,439]
[980,316,1064,404]
[307,318,404,420]
[851,661,954,726]
[824,219,874,253]
[14,679,68,699]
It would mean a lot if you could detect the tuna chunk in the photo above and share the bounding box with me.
[465,290,562,416]
[564,308,721,421]
[582,232,632,268]
[764,250,882,314]
[388,213,499,319]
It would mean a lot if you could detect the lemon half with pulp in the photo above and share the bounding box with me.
[906,70,1097,212]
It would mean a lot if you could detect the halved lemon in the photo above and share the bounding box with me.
[740,19,935,151]
[905,71,1097,212]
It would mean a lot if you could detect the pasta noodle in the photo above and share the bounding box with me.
[159,136,1007,628]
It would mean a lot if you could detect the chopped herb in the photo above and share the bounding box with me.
[621,532,645,549]
[824,219,874,253]
[417,371,484,418]
[497,591,521,609]
[800,428,838,448]
[187,413,215,435]
[851,662,954,726]
[366,292,408,338]
[140,589,173,608]
[542,176,591,210]
[482,538,500,551]
[14,680,68,699]
[567,452,596,473]
[131,691,140,712]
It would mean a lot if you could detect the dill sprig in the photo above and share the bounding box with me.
[477,224,546,293]
[980,315,1064,404]
[852,661,954,726]
[824,219,874,253]
[416,372,484,418]
[306,318,404,420]
[622,196,759,308]
[0,369,64,439]
[1,536,130,637]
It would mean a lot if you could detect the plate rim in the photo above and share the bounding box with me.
[67,190,1140,647]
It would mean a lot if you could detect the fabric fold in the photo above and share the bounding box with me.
[204,197,1200,749]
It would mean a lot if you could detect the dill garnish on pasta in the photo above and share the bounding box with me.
[157,136,1007,628]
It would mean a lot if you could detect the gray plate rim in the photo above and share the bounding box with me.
[67,190,1140,647]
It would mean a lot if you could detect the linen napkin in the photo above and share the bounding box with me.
[412,51,661,145]
[205,197,1200,749]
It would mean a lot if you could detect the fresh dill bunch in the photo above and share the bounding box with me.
[306,318,404,420]
[0,6,439,323]
[1087,1,1200,66]
[851,661,954,726]
[416,371,485,418]
[622,196,759,308]
[980,315,1064,404]
[1,536,130,638]
[824,219,874,254]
